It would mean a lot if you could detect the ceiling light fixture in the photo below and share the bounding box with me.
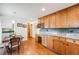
[41,8,46,12]
[12,20,15,24]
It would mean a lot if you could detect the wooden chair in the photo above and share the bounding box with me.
[6,37,21,55]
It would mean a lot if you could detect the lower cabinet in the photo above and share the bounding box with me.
[72,44,79,55]
[42,36,48,47]
[41,36,45,46]
[73,40,79,54]
[59,41,66,55]
[65,39,79,55]
[47,36,54,50]
[41,36,79,55]
[44,36,48,47]
[53,38,60,54]
[65,42,73,55]
[66,41,79,55]
[53,37,66,54]
[59,37,66,55]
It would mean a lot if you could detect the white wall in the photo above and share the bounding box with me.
[0,16,16,40]
[1,16,27,41]
[31,20,38,38]
[0,20,2,44]
[0,16,38,41]
[16,17,27,41]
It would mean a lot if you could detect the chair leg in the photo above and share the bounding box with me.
[18,46,20,54]
[10,49,12,55]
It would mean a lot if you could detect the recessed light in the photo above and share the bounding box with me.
[12,20,15,24]
[41,8,46,12]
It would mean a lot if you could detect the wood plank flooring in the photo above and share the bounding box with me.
[8,38,57,55]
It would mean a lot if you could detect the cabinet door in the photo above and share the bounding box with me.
[53,39,60,53]
[70,40,79,55]
[65,42,72,55]
[39,18,43,24]
[59,37,66,55]
[73,40,79,54]
[67,5,79,27]
[65,42,79,55]
[55,10,67,28]
[49,14,56,28]
[44,16,50,28]
[38,18,45,28]
[70,43,79,55]
[59,41,66,55]
[42,36,45,46]
[65,39,74,55]
[42,36,48,47]
[66,40,79,55]
[44,36,48,47]
[47,36,54,50]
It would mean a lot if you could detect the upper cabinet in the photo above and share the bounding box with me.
[38,4,79,28]
[55,9,67,28]
[38,17,45,28]
[67,4,79,27]
[44,16,50,28]
[49,14,56,28]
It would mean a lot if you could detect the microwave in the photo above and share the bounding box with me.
[37,23,44,28]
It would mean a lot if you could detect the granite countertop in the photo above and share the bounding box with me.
[37,32,79,40]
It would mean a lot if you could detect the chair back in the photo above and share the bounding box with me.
[9,37,21,48]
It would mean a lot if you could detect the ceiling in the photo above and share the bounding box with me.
[0,3,76,21]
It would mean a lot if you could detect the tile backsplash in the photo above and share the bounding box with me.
[39,28,79,34]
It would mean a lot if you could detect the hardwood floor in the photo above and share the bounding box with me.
[8,38,57,55]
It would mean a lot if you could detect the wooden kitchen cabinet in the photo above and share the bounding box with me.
[65,42,72,55]
[45,36,48,47]
[53,37,60,54]
[44,16,50,28]
[42,36,48,47]
[53,37,66,55]
[58,37,66,55]
[41,36,79,55]
[67,4,79,27]
[49,14,56,28]
[38,4,79,28]
[41,36,45,46]
[65,39,79,55]
[70,43,79,55]
[39,18,44,24]
[70,40,79,55]
[47,36,54,50]
[55,9,67,28]
[59,41,66,55]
